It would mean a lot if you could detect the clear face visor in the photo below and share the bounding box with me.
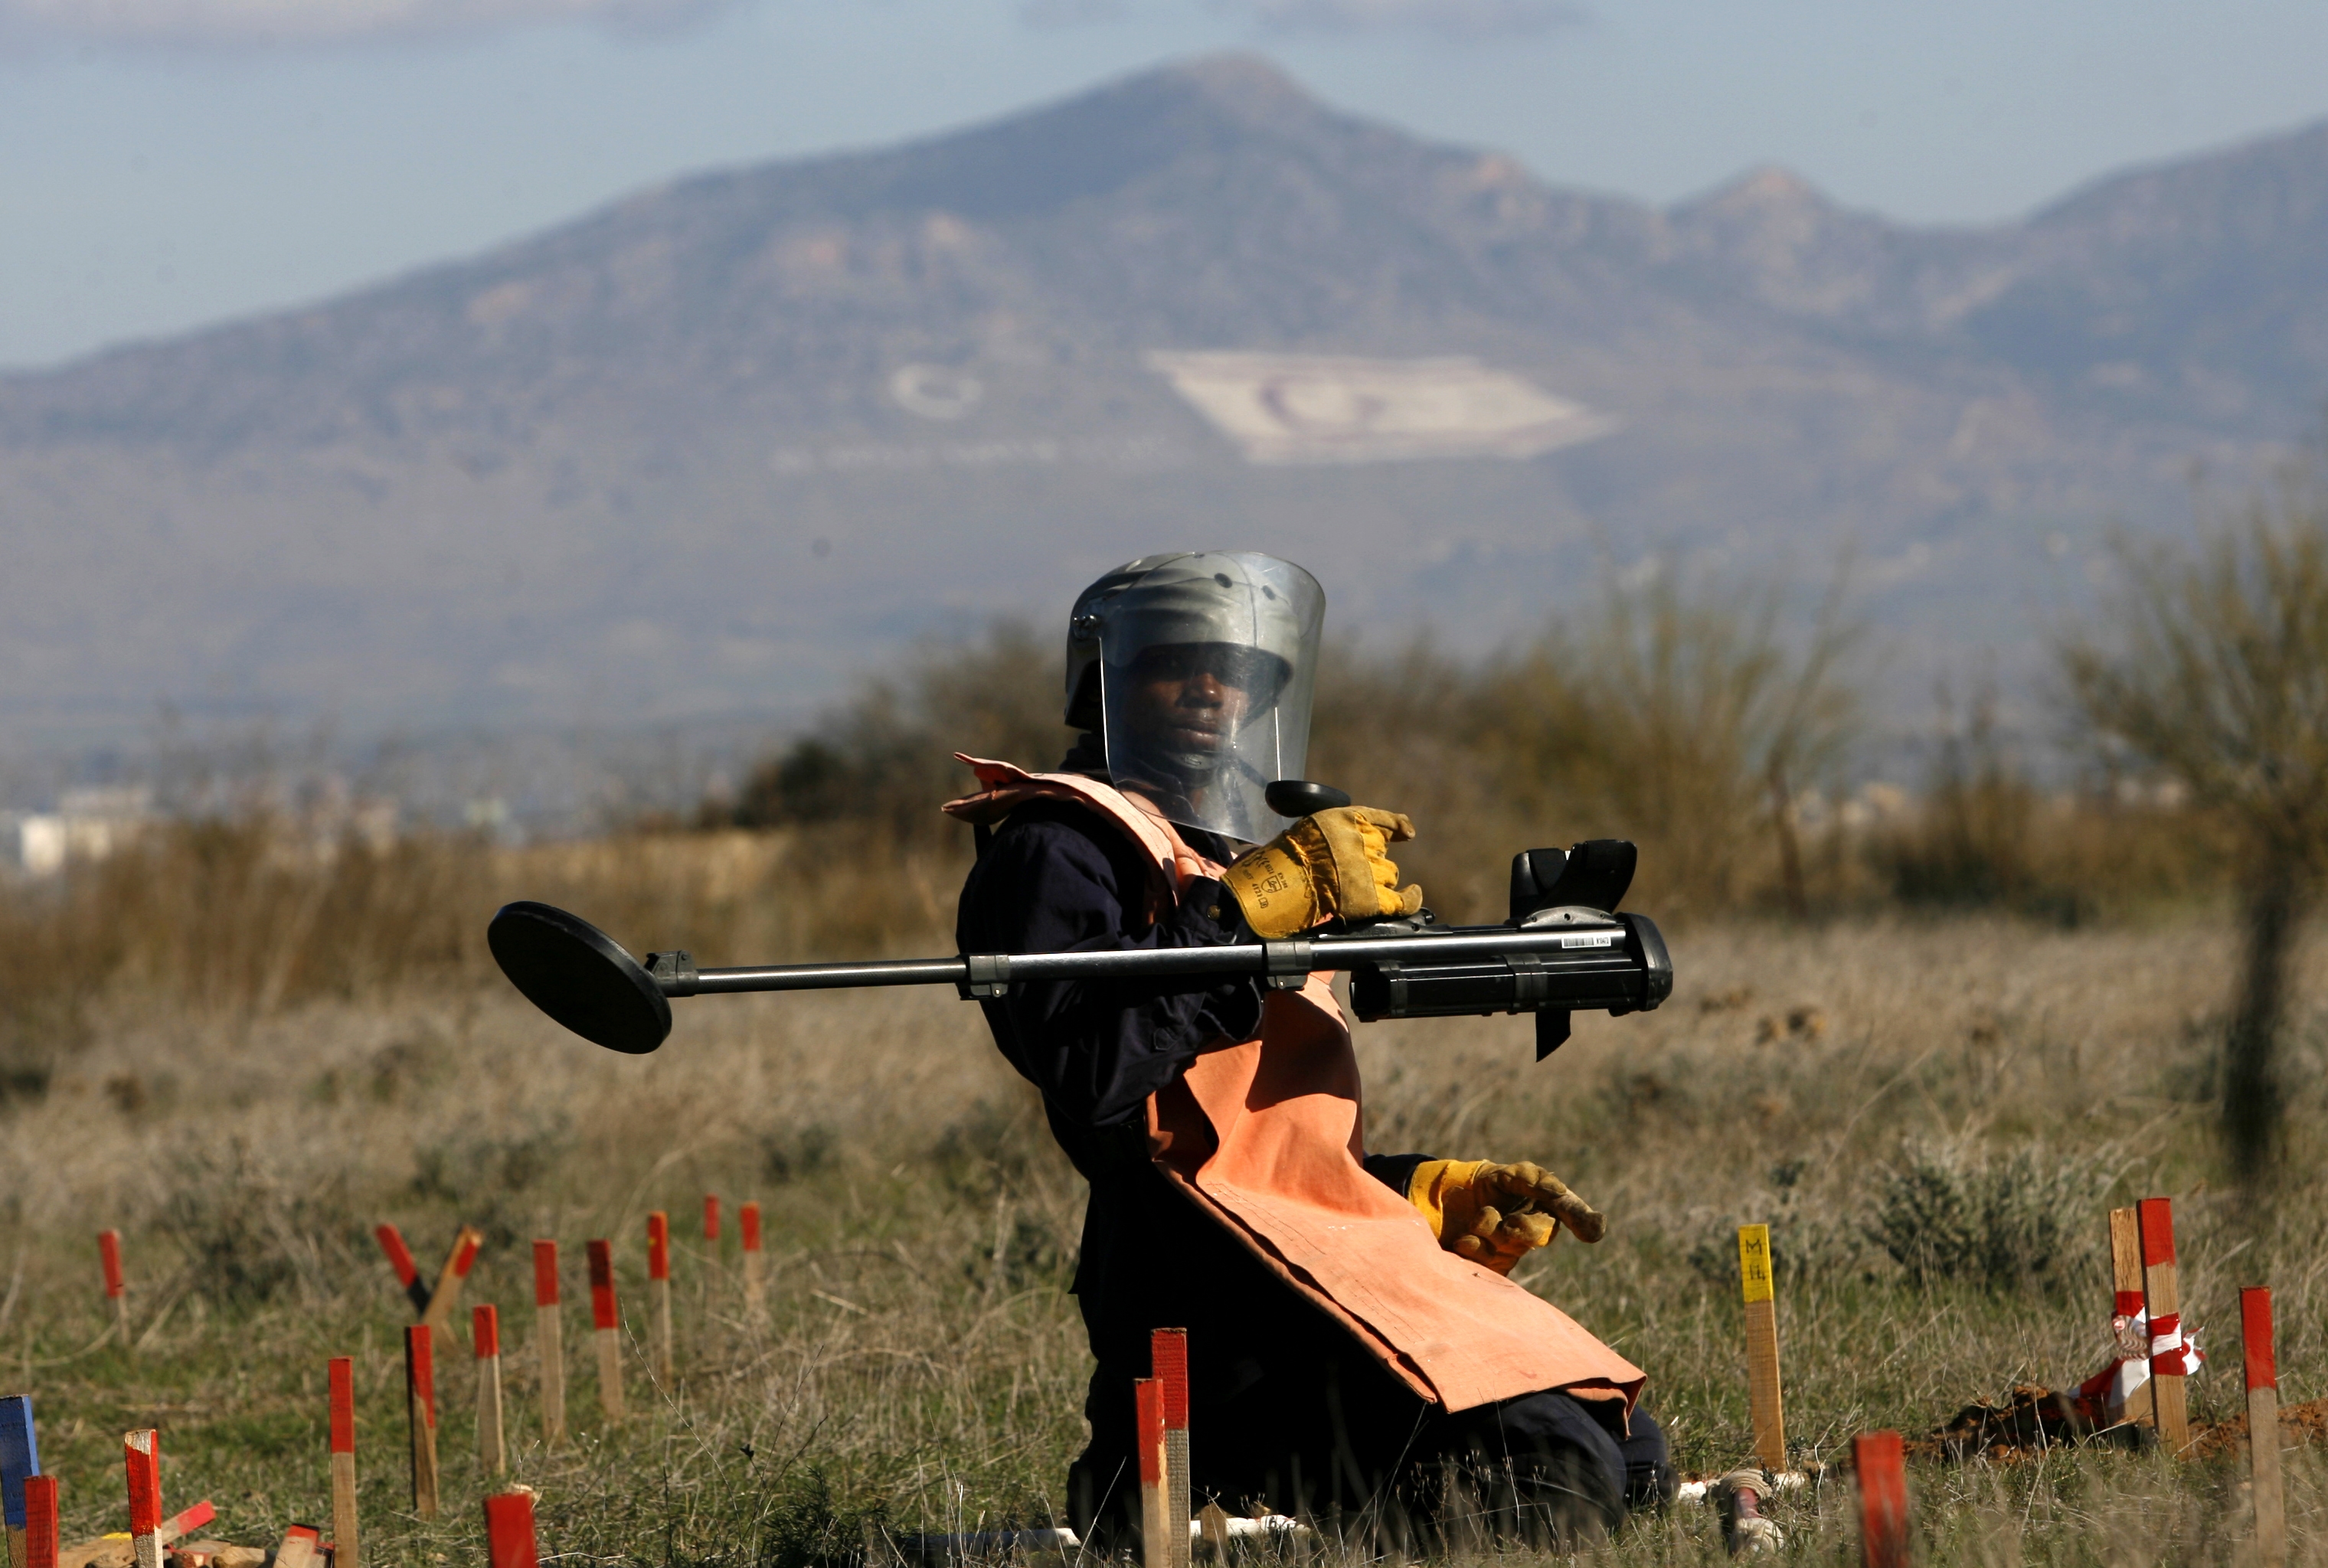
[1097,554,1324,844]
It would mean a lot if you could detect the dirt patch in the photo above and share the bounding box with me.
[1905,1387,2328,1464]
[2186,1396,2328,1460]
[1905,1385,2140,1462]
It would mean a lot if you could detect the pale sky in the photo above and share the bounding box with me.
[4,0,2327,371]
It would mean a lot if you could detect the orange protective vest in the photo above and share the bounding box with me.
[944,755,1646,1416]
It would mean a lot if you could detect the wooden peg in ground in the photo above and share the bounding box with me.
[1737,1225,1787,1473]
[2107,1207,2155,1425]
[1195,1504,1231,1562]
[19,1477,54,1568]
[123,1432,162,1568]
[702,1196,720,1245]
[474,1306,506,1477]
[3,1393,38,1568]
[482,1490,539,1568]
[1712,1468,1781,1556]
[155,1504,212,1547]
[2242,1288,2285,1568]
[270,1527,319,1568]
[420,1230,482,1343]
[2137,1198,2192,1453]
[405,1326,440,1520]
[328,1357,360,1568]
[1135,1378,1166,1568]
[372,1226,430,1318]
[647,1212,674,1385]
[587,1241,624,1423]
[532,1242,564,1450]
[739,1204,764,1311]
[1852,1431,1908,1568]
[98,1233,131,1354]
[1150,1329,1190,1568]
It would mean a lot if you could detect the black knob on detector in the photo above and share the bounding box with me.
[1264,780,1354,818]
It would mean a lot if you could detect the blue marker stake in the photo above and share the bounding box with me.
[1,1393,38,1568]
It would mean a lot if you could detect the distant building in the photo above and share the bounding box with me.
[4,786,154,877]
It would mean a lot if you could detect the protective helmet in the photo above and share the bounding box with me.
[1063,551,1325,844]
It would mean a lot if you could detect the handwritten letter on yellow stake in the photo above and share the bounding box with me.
[1738,1223,1786,1472]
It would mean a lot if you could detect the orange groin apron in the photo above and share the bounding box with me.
[945,756,1645,1416]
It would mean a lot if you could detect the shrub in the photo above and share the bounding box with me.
[1866,1138,2117,1292]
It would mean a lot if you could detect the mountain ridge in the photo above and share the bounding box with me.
[0,54,2322,753]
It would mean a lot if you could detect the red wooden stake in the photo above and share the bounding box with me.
[532,1241,565,1450]
[647,1211,674,1384]
[159,1501,214,1544]
[2137,1197,2192,1452]
[372,1225,430,1317]
[329,1357,360,1568]
[98,1231,132,1352]
[20,1478,54,1568]
[1853,1429,1908,1568]
[482,1491,539,1568]
[405,1326,440,1519]
[1136,1378,1168,1568]
[2243,1287,2285,1568]
[587,1240,624,1422]
[740,1202,765,1309]
[123,1430,162,1568]
[270,1524,319,1568]
[703,1196,720,1243]
[421,1228,482,1342]
[1151,1329,1189,1568]
[475,1305,506,1476]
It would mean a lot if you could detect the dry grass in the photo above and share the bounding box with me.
[2,897,2324,1565]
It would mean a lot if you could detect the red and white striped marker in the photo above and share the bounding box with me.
[587,1240,624,1422]
[421,1228,483,1342]
[405,1325,440,1519]
[270,1524,320,1568]
[1853,1429,1908,1568]
[98,1231,132,1351]
[1150,1329,1189,1568]
[123,1430,162,1568]
[533,1241,566,1450]
[703,1195,720,1244]
[2137,1197,2192,1452]
[1135,1377,1168,1568]
[647,1212,674,1384]
[2243,1288,2285,1568]
[482,1490,539,1568]
[20,1477,54,1568]
[740,1203,764,1309]
[329,1357,360,1568]
[373,1225,430,1318]
[475,1305,506,1476]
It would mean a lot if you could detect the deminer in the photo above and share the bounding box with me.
[947,552,1675,1549]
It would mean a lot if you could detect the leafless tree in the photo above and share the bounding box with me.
[2061,453,2328,1182]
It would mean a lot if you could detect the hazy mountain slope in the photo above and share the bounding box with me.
[0,57,2320,757]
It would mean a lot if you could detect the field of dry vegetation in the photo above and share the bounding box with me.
[2,526,2324,1565]
[0,863,2322,1566]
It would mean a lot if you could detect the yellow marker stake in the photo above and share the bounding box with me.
[1738,1224,1785,1473]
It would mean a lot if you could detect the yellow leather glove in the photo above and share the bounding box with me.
[1407,1159,1606,1274]
[1219,807,1424,940]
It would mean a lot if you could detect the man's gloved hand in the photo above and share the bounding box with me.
[1406,1159,1607,1275]
[1220,807,1423,941]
